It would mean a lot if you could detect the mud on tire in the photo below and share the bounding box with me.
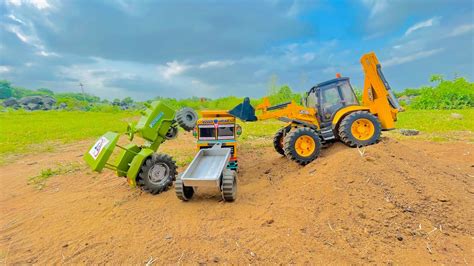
[137,153,177,195]
[338,111,381,148]
[283,127,321,166]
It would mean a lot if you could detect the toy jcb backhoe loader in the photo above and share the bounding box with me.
[229,52,403,166]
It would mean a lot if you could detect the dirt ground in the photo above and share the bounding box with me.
[1,132,473,264]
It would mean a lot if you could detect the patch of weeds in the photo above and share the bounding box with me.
[28,162,83,189]
[176,155,194,167]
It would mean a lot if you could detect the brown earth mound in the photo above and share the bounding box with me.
[1,132,473,264]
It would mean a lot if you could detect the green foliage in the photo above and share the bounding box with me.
[395,109,474,132]
[411,77,474,109]
[0,80,13,99]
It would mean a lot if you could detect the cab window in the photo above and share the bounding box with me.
[198,126,216,140]
[321,86,343,119]
[306,91,319,108]
[218,125,234,140]
[339,82,359,105]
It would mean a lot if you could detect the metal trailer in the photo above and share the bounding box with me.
[175,143,237,201]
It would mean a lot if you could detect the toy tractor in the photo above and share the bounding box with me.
[83,102,198,194]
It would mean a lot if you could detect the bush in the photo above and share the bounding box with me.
[411,76,474,109]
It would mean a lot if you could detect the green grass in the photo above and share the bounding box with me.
[0,110,136,157]
[396,109,474,132]
[0,109,472,162]
[28,162,83,189]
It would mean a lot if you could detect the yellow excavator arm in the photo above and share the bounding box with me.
[360,52,403,130]
[254,97,319,128]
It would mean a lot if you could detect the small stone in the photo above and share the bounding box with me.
[164,234,173,240]
[450,113,463,120]
[397,235,403,241]
[213,257,220,263]
[399,129,419,136]
[250,251,256,257]
[264,169,271,174]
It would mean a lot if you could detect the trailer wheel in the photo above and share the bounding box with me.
[283,127,321,166]
[175,179,194,201]
[273,126,290,156]
[338,111,381,147]
[137,153,177,195]
[176,107,198,131]
[222,169,237,202]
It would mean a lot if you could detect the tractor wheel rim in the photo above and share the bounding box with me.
[295,135,316,157]
[351,118,375,141]
[148,163,170,185]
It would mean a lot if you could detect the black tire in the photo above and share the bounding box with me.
[165,125,178,140]
[175,178,194,201]
[176,107,198,131]
[273,126,290,156]
[137,153,177,195]
[338,111,381,147]
[221,169,237,202]
[283,127,321,166]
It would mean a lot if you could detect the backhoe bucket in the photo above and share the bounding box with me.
[228,97,257,121]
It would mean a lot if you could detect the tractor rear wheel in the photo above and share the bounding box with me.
[221,169,237,202]
[273,126,290,156]
[137,153,177,194]
[283,127,321,166]
[175,178,194,201]
[338,111,381,147]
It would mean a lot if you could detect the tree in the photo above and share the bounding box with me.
[122,96,134,105]
[430,74,444,84]
[0,80,13,99]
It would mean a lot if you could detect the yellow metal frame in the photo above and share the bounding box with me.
[360,52,399,130]
[256,97,320,128]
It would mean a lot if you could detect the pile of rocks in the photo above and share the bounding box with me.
[112,100,135,110]
[2,96,67,110]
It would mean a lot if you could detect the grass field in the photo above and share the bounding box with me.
[1,109,472,162]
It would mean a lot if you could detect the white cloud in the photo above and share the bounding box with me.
[158,61,190,80]
[8,14,26,25]
[383,48,444,67]
[6,25,31,44]
[0,66,12,73]
[37,50,59,57]
[199,60,235,69]
[405,17,440,36]
[447,24,474,37]
[361,0,388,18]
[6,0,51,10]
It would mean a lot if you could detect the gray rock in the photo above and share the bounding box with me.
[59,103,67,109]
[2,97,18,107]
[19,96,42,105]
[42,96,56,105]
[43,103,52,110]
[399,129,419,136]
[26,103,40,110]
[451,113,463,120]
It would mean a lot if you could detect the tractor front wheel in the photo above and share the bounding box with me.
[283,127,321,166]
[338,111,381,147]
[137,153,177,194]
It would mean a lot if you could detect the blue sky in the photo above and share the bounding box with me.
[0,0,473,100]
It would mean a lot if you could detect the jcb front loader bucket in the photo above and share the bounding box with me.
[228,97,258,121]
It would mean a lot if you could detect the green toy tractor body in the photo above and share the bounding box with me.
[83,101,198,194]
